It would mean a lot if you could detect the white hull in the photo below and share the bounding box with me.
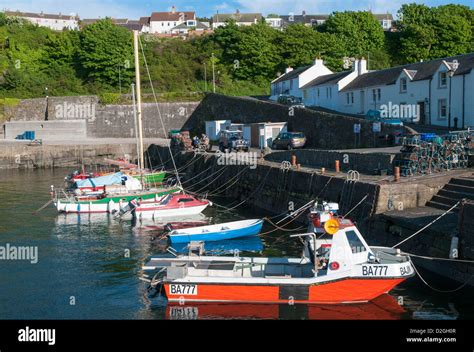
[130,204,210,220]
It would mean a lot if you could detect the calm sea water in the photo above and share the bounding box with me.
[0,169,473,320]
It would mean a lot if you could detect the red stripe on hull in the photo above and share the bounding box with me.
[164,278,406,304]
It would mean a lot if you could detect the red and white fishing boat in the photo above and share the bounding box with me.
[122,194,211,220]
[142,201,414,304]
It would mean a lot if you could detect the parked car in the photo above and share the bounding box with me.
[365,110,404,126]
[219,130,250,152]
[277,95,305,108]
[271,132,307,150]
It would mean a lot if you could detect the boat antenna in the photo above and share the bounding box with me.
[137,33,183,189]
[133,31,145,172]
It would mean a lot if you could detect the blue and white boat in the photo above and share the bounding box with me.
[168,219,264,244]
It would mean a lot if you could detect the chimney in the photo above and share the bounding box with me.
[314,58,324,66]
[285,67,294,74]
[302,10,306,17]
[171,6,176,14]
[354,58,368,75]
[236,9,240,15]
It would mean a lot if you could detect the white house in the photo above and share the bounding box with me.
[301,59,368,110]
[5,11,79,30]
[170,20,209,35]
[265,16,282,30]
[277,12,393,31]
[339,53,474,127]
[149,7,196,34]
[270,59,333,100]
[212,10,263,29]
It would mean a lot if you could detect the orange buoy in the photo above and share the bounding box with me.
[324,218,340,235]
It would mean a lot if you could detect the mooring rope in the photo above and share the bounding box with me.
[344,195,369,218]
[392,201,461,249]
[409,258,474,293]
[212,167,273,212]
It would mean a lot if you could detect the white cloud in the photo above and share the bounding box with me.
[0,0,145,19]
[235,0,422,16]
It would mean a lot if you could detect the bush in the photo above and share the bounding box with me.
[98,92,121,105]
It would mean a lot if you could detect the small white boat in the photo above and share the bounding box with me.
[121,194,211,220]
[168,219,264,244]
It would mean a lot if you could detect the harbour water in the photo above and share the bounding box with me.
[0,169,473,320]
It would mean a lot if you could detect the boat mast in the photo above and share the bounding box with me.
[133,30,145,171]
[131,83,141,170]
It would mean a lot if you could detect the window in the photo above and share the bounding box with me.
[346,93,354,105]
[438,99,447,119]
[439,72,447,88]
[373,88,381,101]
[345,230,367,254]
[326,87,332,99]
[400,78,407,93]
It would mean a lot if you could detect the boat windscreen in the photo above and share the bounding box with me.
[160,195,173,205]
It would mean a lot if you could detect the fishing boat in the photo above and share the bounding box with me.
[103,159,166,185]
[142,205,414,304]
[71,172,143,196]
[167,219,264,244]
[53,187,181,214]
[121,194,211,220]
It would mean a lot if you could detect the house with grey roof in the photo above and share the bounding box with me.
[170,20,210,35]
[212,10,263,29]
[5,10,79,30]
[338,53,474,127]
[272,11,394,31]
[270,59,333,100]
[301,59,368,111]
[149,6,196,34]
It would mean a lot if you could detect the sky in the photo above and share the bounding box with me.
[0,0,472,19]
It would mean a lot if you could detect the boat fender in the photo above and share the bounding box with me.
[329,262,340,271]
[108,200,115,214]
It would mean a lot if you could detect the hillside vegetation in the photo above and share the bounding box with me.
[0,3,472,100]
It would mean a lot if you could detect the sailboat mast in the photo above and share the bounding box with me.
[133,30,145,171]
[131,83,141,170]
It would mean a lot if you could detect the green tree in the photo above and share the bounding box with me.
[397,4,473,62]
[278,24,323,69]
[323,11,385,58]
[230,22,280,81]
[79,19,134,87]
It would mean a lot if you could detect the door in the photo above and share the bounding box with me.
[251,125,260,148]
[417,101,426,125]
